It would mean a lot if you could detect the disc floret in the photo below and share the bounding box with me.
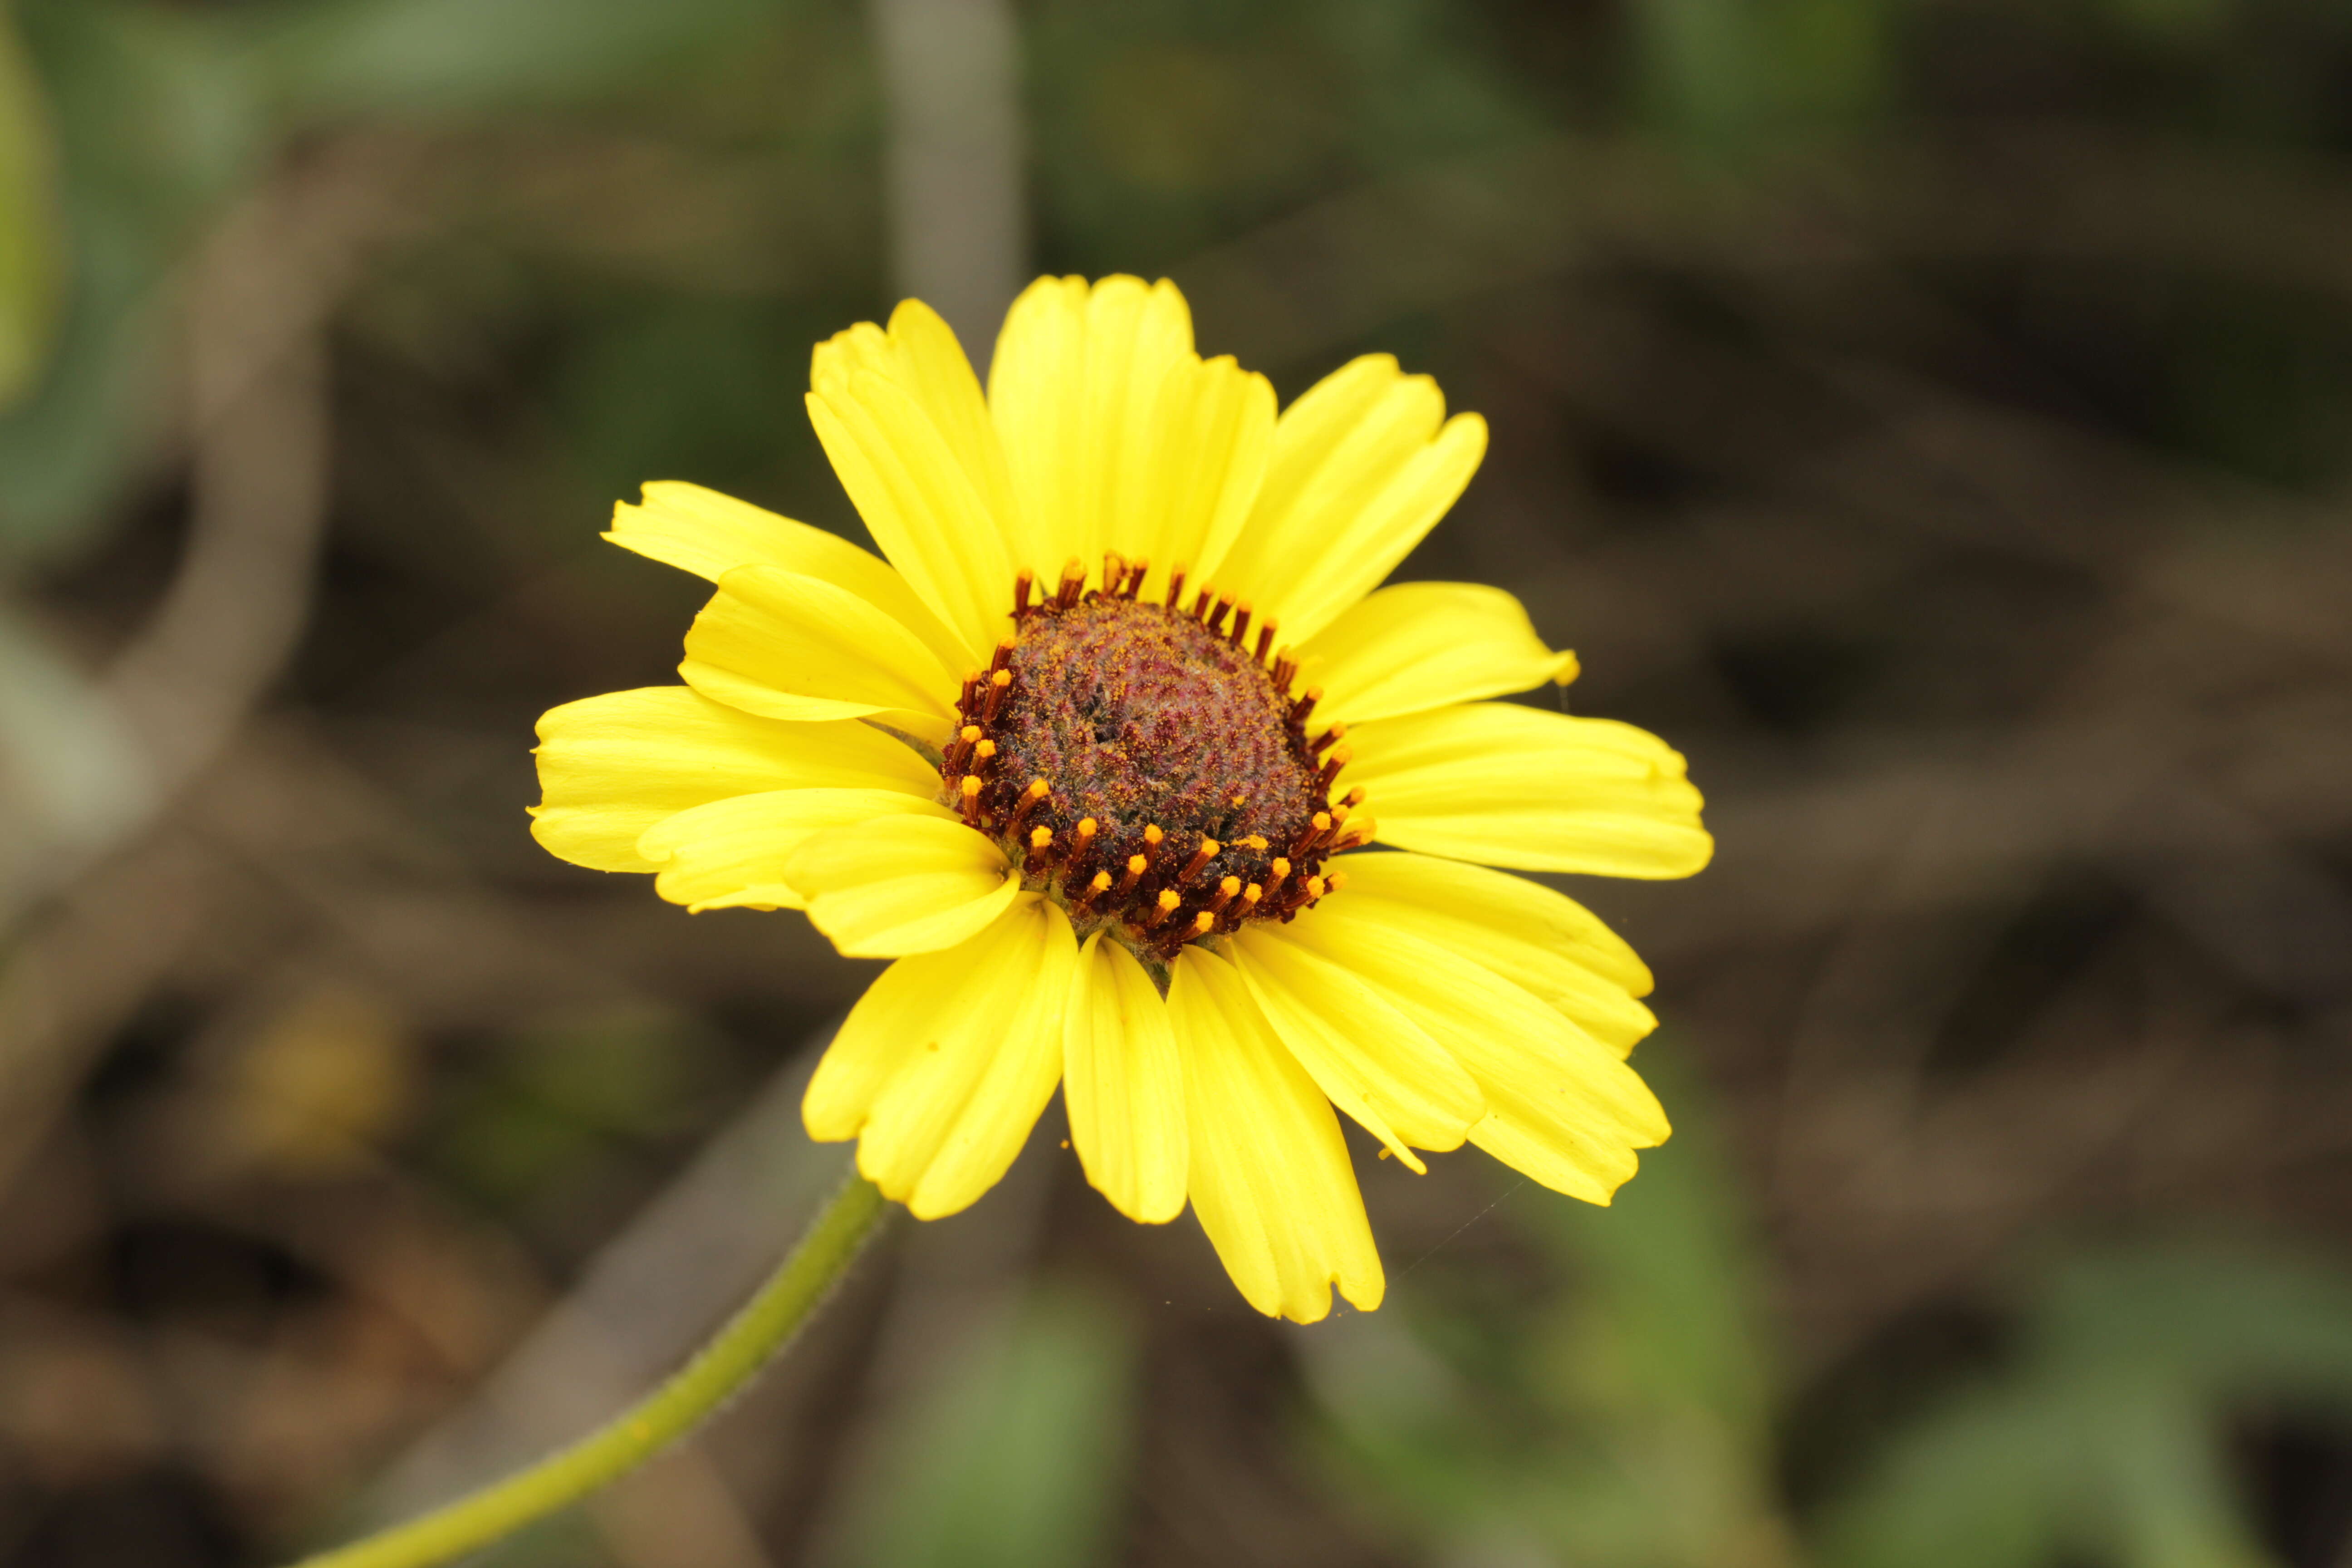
[939,554,1370,962]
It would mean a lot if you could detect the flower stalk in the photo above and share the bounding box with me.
[286,1171,890,1568]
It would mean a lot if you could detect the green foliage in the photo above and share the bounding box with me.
[1824,1246,2352,1568]
[849,1284,1138,1568]
[1629,0,1890,154]
[1306,1079,2352,1568]
[0,0,786,561]
[0,2,64,410]
[246,0,772,122]
[0,0,261,556]
[1303,1093,1793,1568]
[427,1010,724,1216]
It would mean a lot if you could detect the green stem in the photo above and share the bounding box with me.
[288,1172,890,1568]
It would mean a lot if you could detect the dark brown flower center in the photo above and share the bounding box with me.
[938,557,1364,963]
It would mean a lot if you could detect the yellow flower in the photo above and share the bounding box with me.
[531,275,1710,1323]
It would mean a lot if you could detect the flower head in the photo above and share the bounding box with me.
[532,275,1710,1322]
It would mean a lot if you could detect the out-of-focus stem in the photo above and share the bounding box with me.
[869,0,1027,363]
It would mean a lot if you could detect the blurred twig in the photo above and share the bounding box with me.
[869,0,1026,357]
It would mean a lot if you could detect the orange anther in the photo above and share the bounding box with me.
[1207,875,1240,915]
[1178,836,1220,883]
[960,669,982,712]
[1189,910,1215,936]
[1009,776,1051,836]
[1272,651,1297,691]
[1229,601,1252,647]
[1076,869,1113,909]
[1304,875,1327,902]
[990,637,1016,673]
[1265,858,1291,897]
[1317,746,1351,789]
[1241,882,1263,910]
[982,667,1013,721]
[1056,556,1086,609]
[1309,722,1347,758]
[1102,550,1126,593]
[1143,888,1181,929]
[1290,813,1331,857]
[973,738,996,763]
[1122,557,1150,597]
[1115,854,1147,898]
[1013,567,1035,615]
[1290,686,1322,725]
[1255,622,1277,663]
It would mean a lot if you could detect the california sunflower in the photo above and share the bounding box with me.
[531,274,1710,1323]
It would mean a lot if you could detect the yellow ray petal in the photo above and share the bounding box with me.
[814,300,1019,541]
[1212,354,1488,644]
[808,361,1013,666]
[1297,582,1578,725]
[987,274,1268,593]
[530,686,935,873]
[1129,353,1274,604]
[828,896,1076,1217]
[784,814,1019,956]
[1063,932,1187,1224]
[678,564,958,742]
[603,481,970,677]
[637,788,951,912]
[1280,906,1669,1203]
[1227,927,1486,1165]
[1342,702,1712,878]
[1169,946,1383,1323]
[1321,850,1659,1054]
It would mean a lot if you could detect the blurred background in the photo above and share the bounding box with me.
[5,0,2352,1563]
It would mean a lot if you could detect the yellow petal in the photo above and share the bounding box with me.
[813,300,1019,543]
[988,274,1266,592]
[808,362,1013,666]
[1227,926,1486,1165]
[1298,582,1578,725]
[1280,905,1668,1203]
[1322,850,1658,1054]
[804,897,1077,1218]
[1131,353,1274,606]
[638,788,951,912]
[785,814,1019,956]
[678,564,958,741]
[1062,932,1187,1223]
[604,481,969,676]
[1168,946,1383,1323]
[530,686,935,873]
[1343,702,1712,878]
[866,897,1076,1217]
[1212,354,1488,644]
